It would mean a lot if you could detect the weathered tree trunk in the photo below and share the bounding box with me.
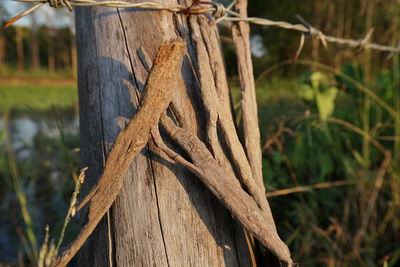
[70,36,77,79]
[0,33,5,66]
[30,14,40,71]
[16,26,24,72]
[311,0,322,62]
[47,34,55,72]
[0,17,5,67]
[75,0,279,266]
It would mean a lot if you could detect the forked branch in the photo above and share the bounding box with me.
[151,115,292,266]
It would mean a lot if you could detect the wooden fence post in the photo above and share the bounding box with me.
[74,0,284,265]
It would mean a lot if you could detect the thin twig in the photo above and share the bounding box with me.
[53,167,87,263]
[265,180,353,198]
[291,115,388,155]
[352,153,392,255]
[5,0,400,54]
[376,135,400,141]
[38,225,50,267]
[262,120,293,152]
[326,117,387,154]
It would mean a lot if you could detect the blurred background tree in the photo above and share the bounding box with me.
[0,3,8,66]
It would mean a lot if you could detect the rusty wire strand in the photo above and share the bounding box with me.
[5,0,400,54]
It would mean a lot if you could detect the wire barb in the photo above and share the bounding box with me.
[48,0,72,11]
[297,15,327,47]
[212,3,225,18]
[211,0,237,25]
[4,0,400,54]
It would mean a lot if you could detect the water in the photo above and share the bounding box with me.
[0,109,79,265]
[2,111,79,158]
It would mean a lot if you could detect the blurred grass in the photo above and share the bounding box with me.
[0,66,74,80]
[0,107,80,266]
[3,114,38,263]
[0,84,78,112]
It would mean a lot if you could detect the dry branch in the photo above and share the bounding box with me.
[353,153,392,253]
[53,39,185,267]
[232,0,264,190]
[156,115,293,266]
[265,180,353,198]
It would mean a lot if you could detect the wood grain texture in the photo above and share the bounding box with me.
[232,0,264,190]
[75,0,254,266]
[54,40,185,267]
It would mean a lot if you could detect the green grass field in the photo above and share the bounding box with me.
[0,84,78,112]
[0,66,74,80]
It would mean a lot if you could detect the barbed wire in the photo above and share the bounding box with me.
[5,0,400,54]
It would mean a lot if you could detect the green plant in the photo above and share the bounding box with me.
[299,71,338,142]
[254,62,399,266]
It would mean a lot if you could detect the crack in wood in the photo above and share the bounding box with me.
[148,151,171,267]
